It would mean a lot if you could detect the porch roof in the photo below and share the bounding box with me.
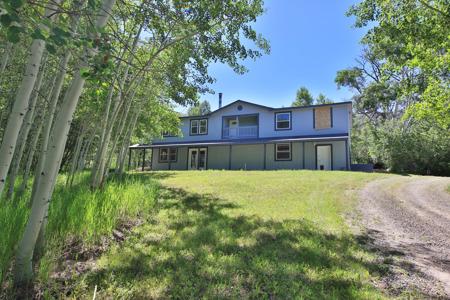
[133,133,349,149]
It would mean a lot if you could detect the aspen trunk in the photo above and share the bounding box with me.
[7,56,47,199]
[78,131,95,171]
[30,53,71,201]
[0,1,60,198]
[117,108,140,174]
[66,125,85,187]
[18,109,45,195]
[19,74,58,195]
[91,25,143,188]
[13,0,116,285]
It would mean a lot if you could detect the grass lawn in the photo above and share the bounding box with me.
[69,170,395,299]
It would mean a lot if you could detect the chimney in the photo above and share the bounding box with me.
[218,92,223,108]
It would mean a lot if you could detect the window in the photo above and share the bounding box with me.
[275,143,291,161]
[159,148,177,162]
[275,112,291,130]
[162,131,173,137]
[190,119,208,135]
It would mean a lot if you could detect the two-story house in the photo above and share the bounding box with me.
[145,97,352,171]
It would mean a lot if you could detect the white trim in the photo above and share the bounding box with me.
[275,143,291,161]
[275,112,291,130]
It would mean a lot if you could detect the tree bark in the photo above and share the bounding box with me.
[0,1,60,198]
[7,56,48,199]
[66,125,85,187]
[13,0,117,285]
[117,107,140,174]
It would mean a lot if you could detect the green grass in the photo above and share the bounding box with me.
[0,172,159,286]
[68,170,394,299]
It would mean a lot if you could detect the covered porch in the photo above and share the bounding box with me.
[222,114,259,139]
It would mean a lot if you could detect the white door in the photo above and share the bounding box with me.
[188,148,198,170]
[229,119,238,137]
[188,148,207,170]
[316,145,332,170]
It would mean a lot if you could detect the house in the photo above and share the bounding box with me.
[136,96,352,171]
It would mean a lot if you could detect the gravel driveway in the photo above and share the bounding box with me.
[358,176,450,298]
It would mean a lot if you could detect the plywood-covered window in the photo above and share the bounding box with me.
[314,107,332,129]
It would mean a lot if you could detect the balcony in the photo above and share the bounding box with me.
[222,115,258,139]
[223,125,258,138]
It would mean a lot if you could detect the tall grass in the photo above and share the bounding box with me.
[0,172,159,284]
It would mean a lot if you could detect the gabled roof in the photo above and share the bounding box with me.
[180,99,352,119]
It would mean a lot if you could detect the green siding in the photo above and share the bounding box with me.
[230,144,265,170]
[265,142,303,169]
[150,139,348,171]
[208,145,230,169]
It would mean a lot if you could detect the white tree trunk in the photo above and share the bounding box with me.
[66,125,85,187]
[91,25,143,187]
[7,56,47,199]
[117,108,139,174]
[0,1,60,198]
[14,0,117,285]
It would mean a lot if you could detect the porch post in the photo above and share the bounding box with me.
[263,143,266,170]
[302,142,305,169]
[142,148,146,171]
[228,145,232,170]
[128,148,132,171]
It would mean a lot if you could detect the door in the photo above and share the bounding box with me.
[188,148,198,170]
[188,148,207,170]
[316,145,332,170]
[229,119,238,137]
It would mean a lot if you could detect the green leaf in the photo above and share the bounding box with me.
[10,0,24,9]
[6,26,23,43]
[88,0,96,9]
[31,28,46,40]
[80,67,90,78]
[0,14,13,27]
[45,43,57,54]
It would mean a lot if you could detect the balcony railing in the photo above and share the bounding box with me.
[223,125,258,139]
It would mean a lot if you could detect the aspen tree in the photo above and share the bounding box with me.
[7,56,48,199]
[0,1,61,198]
[14,0,117,285]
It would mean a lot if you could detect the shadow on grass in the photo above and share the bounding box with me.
[76,187,386,299]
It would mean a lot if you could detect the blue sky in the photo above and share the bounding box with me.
[180,0,368,113]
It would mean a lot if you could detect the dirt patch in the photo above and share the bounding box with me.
[356,176,450,298]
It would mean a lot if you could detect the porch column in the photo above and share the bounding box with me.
[142,148,146,171]
[302,142,305,169]
[263,143,266,170]
[128,148,132,171]
[228,145,232,170]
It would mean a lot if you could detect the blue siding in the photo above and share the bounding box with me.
[152,101,351,144]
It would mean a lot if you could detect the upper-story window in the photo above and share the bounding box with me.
[162,130,176,137]
[275,112,291,130]
[190,119,208,135]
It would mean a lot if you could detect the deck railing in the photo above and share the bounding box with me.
[223,125,258,139]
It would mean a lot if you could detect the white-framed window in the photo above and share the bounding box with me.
[159,148,177,162]
[190,119,208,135]
[275,112,291,130]
[275,143,291,161]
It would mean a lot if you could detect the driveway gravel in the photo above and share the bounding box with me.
[357,176,450,298]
